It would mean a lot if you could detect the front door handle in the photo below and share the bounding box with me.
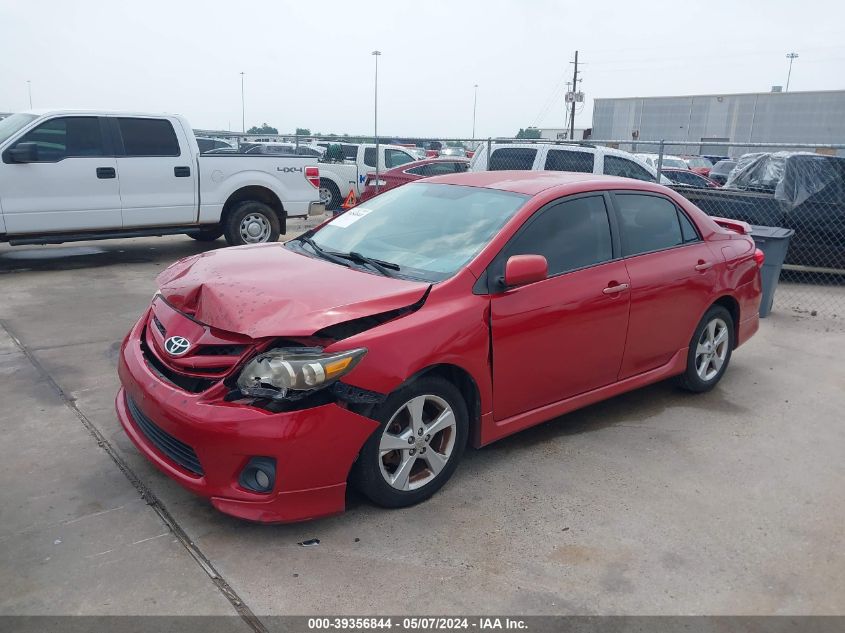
[602,283,630,295]
[174,166,191,177]
[695,261,714,271]
[96,167,116,179]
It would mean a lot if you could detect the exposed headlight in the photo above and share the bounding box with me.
[237,347,366,400]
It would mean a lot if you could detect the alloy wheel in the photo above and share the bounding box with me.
[378,394,457,491]
[695,317,729,381]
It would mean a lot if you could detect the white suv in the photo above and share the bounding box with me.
[469,142,671,183]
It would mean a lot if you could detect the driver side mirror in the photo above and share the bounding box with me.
[504,255,548,288]
[8,142,38,163]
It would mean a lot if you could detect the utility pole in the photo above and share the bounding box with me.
[472,84,478,138]
[785,52,798,92]
[372,51,381,194]
[568,51,579,140]
[26,80,32,109]
[240,72,245,133]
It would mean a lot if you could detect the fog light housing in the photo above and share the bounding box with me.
[239,457,276,494]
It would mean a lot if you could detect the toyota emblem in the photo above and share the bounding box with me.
[164,336,191,356]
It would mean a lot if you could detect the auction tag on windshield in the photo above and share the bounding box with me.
[331,207,373,228]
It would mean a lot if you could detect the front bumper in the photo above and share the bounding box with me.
[115,312,379,523]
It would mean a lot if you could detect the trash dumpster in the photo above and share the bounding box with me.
[750,225,795,318]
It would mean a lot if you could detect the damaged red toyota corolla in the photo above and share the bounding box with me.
[116,171,763,522]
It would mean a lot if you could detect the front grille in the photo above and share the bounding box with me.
[141,335,218,393]
[126,395,203,476]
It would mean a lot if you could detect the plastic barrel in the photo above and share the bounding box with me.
[750,225,795,318]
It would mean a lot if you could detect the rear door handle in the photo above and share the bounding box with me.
[602,283,630,295]
[96,167,116,179]
[695,261,714,271]
[174,166,191,177]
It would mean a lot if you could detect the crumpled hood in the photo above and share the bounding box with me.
[156,243,430,339]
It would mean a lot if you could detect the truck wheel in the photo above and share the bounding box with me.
[224,201,281,246]
[319,179,342,211]
[188,226,224,242]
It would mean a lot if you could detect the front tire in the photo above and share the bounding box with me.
[676,305,734,393]
[223,201,281,246]
[353,376,468,508]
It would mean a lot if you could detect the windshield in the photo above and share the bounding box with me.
[662,158,687,169]
[294,183,527,282]
[686,157,710,168]
[0,113,37,145]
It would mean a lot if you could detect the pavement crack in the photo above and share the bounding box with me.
[0,318,268,633]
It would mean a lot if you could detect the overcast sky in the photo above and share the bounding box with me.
[1,0,843,138]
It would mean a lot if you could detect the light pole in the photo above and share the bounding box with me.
[785,52,798,92]
[240,72,245,133]
[372,50,381,194]
[472,84,478,138]
[26,80,32,109]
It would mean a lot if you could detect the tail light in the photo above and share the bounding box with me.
[754,248,765,267]
[305,166,319,189]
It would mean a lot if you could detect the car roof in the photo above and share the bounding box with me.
[423,170,662,195]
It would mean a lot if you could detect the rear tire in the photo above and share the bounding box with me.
[188,226,223,242]
[223,201,281,246]
[676,305,734,393]
[352,376,468,509]
[319,179,342,211]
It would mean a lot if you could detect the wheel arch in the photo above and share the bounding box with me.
[221,186,285,227]
[711,294,741,348]
[410,363,482,448]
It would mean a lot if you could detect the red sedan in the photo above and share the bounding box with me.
[116,171,762,523]
[359,157,469,202]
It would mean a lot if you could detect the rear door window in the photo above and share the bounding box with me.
[614,194,687,256]
[118,118,180,157]
[604,155,654,181]
[363,147,376,168]
[544,149,595,173]
[490,148,537,171]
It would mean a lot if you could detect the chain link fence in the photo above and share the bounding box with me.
[203,132,844,319]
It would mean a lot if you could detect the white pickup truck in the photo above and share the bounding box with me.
[316,143,417,210]
[0,110,324,246]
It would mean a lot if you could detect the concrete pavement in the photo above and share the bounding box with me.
[1,232,843,619]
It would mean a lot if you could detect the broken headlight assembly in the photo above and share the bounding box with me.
[236,347,367,401]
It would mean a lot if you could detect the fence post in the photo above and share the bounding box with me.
[487,137,492,171]
[295,134,300,152]
[655,140,665,180]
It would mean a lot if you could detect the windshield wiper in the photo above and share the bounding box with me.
[337,251,400,277]
[298,236,352,268]
[298,238,399,278]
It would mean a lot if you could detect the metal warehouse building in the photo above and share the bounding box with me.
[591,89,845,156]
